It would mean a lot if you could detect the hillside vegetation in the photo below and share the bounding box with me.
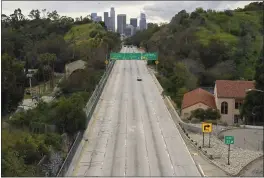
[1,9,121,176]
[125,2,263,107]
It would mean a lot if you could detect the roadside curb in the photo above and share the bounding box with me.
[149,66,264,177]
[147,66,235,177]
[236,155,264,176]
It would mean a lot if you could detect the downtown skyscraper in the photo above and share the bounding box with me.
[117,14,126,34]
[130,18,137,28]
[104,12,109,28]
[109,7,115,32]
[139,13,147,30]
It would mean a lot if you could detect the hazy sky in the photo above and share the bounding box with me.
[2,1,256,24]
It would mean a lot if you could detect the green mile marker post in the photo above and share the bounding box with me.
[224,136,234,165]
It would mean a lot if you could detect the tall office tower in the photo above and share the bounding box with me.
[110,7,115,32]
[104,12,109,28]
[139,13,147,30]
[91,13,97,21]
[130,18,137,28]
[117,14,126,34]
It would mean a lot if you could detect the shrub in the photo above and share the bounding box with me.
[190,108,221,122]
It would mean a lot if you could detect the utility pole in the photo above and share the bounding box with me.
[26,73,33,96]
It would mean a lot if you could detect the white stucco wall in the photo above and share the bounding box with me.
[181,102,210,119]
[216,97,236,125]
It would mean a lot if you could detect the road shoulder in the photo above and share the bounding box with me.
[147,65,229,177]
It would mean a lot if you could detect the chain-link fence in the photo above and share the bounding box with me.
[56,60,115,177]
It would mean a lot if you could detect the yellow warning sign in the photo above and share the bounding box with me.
[105,60,109,64]
[202,122,212,133]
[155,60,159,65]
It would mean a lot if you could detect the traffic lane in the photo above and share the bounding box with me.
[126,61,150,176]
[136,59,201,176]
[92,60,128,176]
[135,60,175,176]
[67,56,123,176]
[106,60,128,176]
[99,60,127,176]
[95,61,124,176]
[138,59,200,174]
[74,60,124,176]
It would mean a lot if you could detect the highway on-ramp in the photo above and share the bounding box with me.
[67,46,201,176]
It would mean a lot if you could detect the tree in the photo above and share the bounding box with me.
[190,108,220,122]
[28,9,41,20]
[53,95,86,135]
[1,54,26,115]
[37,53,56,90]
[241,48,264,125]
[47,10,59,21]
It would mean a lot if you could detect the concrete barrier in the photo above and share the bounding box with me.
[240,125,264,130]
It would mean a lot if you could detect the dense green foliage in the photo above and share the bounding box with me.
[2,129,62,176]
[1,8,121,116]
[8,92,89,134]
[125,2,263,107]
[2,8,121,176]
[2,53,26,114]
[241,48,264,125]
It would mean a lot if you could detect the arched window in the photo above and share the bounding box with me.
[221,102,228,114]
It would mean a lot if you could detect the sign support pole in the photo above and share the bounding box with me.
[202,122,212,148]
[209,132,211,148]
[227,144,230,165]
[202,132,205,147]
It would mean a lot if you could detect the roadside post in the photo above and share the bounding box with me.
[155,60,159,72]
[105,60,109,71]
[202,122,212,147]
[224,136,234,165]
[26,73,33,97]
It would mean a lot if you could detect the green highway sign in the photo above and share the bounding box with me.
[141,53,157,60]
[125,53,141,60]
[110,53,124,60]
[224,136,234,145]
[110,53,141,60]
[110,52,158,60]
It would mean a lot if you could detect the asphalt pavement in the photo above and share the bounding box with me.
[67,46,201,176]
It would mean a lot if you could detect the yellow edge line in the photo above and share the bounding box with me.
[72,102,101,176]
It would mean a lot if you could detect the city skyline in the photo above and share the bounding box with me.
[93,7,146,34]
[2,1,255,24]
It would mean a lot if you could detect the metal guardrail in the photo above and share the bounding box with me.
[56,60,115,177]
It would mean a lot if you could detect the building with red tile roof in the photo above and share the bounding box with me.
[181,80,255,125]
[215,80,255,98]
[214,80,255,125]
[181,88,216,119]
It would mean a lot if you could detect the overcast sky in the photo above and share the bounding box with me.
[2,1,256,24]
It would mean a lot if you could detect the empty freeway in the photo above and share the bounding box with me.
[66,46,201,176]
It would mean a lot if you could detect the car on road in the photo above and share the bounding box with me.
[137,77,142,81]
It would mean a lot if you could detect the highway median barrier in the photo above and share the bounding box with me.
[56,60,115,177]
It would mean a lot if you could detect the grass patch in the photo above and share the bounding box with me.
[64,23,105,43]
